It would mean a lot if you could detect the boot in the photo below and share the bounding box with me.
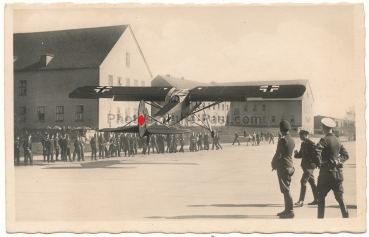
[318,198,325,218]
[295,186,306,207]
[338,199,349,218]
[280,192,294,218]
[311,182,319,203]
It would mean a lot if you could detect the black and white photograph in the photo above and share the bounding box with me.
[4,2,366,233]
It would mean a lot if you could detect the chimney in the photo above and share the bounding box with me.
[40,53,54,66]
[211,81,217,85]
[181,77,185,80]
[166,74,171,77]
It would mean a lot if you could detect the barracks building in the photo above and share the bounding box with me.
[13,25,153,131]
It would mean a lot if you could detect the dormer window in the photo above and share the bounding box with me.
[40,53,54,66]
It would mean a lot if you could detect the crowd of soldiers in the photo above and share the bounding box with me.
[14,130,225,166]
[232,130,277,146]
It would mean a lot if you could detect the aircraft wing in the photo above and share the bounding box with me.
[69,86,175,102]
[99,126,139,133]
[188,85,306,101]
[147,125,191,134]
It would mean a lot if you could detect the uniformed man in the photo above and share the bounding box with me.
[269,132,275,144]
[80,136,85,161]
[294,128,319,207]
[65,134,73,162]
[14,136,21,166]
[98,133,105,159]
[54,132,60,161]
[197,132,203,150]
[271,120,295,218]
[151,134,159,154]
[73,135,82,161]
[90,134,97,161]
[23,134,33,166]
[216,133,222,150]
[232,132,240,145]
[129,134,135,157]
[166,134,172,153]
[109,133,116,157]
[315,118,349,218]
[41,132,48,162]
[46,134,55,163]
[190,132,196,151]
[58,133,65,161]
[178,134,185,152]
[115,133,121,157]
[122,134,130,157]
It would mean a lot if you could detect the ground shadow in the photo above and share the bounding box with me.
[146,214,279,219]
[326,205,357,209]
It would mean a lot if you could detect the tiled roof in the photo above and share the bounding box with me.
[152,75,210,89]
[13,25,128,71]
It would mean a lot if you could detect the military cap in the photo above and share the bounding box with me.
[299,127,310,134]
[279,120,291,131]
[321,118,336,128]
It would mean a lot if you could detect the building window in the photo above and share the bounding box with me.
[56,106,64,122]
[76,105,84,121]
[19,107,26,122]
[141,81,145,86]
[244,105,248,112]
[125,107,130,117]
[37,106,45,122]
[262,116,266,123]
[234,108,240,116]
[133,108,138,117]
[222,104,225,111]
[134,79,138,87]
[227,105,229,111]
[291,115,295,123]
[108,75,113,86]
[117,77,122,86]
[281,116,285,121]
[213,106,215,110]
[19,80,27,96]
[217,104,220,110]
[253,104,257,111]
[262,104,266,111]
[126,78,130,86]
[271,116,275,123]
[126,52,130,67]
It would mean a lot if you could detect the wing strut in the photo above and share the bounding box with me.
[190,101,222,115]
[145,114,171,129]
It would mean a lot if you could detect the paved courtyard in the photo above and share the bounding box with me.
[14,138,356,222]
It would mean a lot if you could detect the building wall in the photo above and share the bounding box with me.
[228,100,302,128]
[14,68,100,129]
[301,83,314,133]
[99,27,152,129]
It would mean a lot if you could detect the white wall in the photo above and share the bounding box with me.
[99,26,152,129]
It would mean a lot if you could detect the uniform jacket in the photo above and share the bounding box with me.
[294,139,317,169]
[271,134,295,169]
[90,137,97,148]
[315,133,349,169]
[23,138,32,151]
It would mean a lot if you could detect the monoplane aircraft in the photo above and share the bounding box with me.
[69,84,306,138]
